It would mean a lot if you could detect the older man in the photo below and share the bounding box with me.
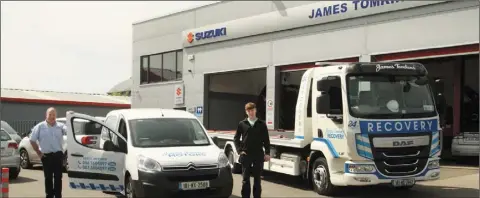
[30,107,67,198]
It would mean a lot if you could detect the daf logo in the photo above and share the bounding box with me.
[393,140,414,147]
[187,162,196,171]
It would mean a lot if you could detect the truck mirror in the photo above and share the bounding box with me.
[436,93,446,115]
[316,95,331,114]
[434,79,444,94]
[317,76,340,92]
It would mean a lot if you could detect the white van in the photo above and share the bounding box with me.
[65,109,233,198]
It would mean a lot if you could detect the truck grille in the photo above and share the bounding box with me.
[369,133,431,177]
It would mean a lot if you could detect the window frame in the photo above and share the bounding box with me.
[140,49,183,84]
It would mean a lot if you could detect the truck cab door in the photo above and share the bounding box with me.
[66,112,126,193]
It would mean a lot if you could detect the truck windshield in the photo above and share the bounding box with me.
[129,118,210,148]
[347,75,436,119]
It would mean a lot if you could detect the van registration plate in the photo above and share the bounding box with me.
[391,178,415,187]
[179,181,210,190]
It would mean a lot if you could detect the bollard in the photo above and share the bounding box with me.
[1,168,9,198]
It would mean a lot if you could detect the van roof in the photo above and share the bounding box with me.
[57,117,105,121]
[110,108,196,120]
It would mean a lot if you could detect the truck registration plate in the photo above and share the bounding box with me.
[391,178,415,187]
[179,181,210,190]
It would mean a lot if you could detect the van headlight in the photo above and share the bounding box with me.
[428,160,440,169]
[218,152,229,168]
[138,155,162,172]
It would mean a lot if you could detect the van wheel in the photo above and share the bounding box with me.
[311,157,336,196]
[20,149,32,169]
[227,150,242,174]
[125,176,136,198]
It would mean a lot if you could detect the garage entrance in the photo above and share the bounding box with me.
[374,44,479,156]
[204,69,266,130]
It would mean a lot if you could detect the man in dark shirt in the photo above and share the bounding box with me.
[234,102,271,198]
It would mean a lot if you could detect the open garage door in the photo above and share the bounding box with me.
[278,70,305,130]
[204,69,266,130]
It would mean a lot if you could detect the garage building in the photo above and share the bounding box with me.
[132,1,479,150]
[1,88,130,134]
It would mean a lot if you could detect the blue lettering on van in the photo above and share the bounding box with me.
[359,119,438,134]
[162,151,207,157]
[108,166,116,172]
[108,162,116,166]
[308,1,403,19]
[194,27,227,41]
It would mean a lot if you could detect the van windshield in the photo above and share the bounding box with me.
[129,118,210,148]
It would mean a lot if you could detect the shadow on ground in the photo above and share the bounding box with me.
[260,171,479,198]
[10,176,37,184]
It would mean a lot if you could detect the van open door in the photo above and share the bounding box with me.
[66,112,126,193]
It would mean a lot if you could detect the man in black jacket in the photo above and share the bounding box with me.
[234,102,271,198]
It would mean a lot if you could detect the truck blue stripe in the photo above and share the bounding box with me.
[295,136,339,158]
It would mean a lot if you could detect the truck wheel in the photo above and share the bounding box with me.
[311,157,335,196]
[227,150,242,174]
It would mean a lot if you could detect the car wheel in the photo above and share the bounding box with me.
[227,150,242,174]
[9,168,20,179]
[125,176,136,198]
[20,149,32,169]
[311,157,336,196]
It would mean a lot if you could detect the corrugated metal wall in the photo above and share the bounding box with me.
[0,102,127,134]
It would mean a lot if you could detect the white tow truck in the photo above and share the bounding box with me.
[209,62,444,195]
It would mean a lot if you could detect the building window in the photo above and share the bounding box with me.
[140,50,183,84]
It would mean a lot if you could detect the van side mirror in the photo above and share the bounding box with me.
[103,140,115,152]
[211,136,219,146]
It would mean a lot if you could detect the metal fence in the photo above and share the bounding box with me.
[8,120,42,135]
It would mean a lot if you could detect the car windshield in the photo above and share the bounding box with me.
[0,130,11,141]
[347,75,436,119]
[129,118,210,148]
[1,121,17,135]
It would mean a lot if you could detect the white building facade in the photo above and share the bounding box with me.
[132,1,479,137]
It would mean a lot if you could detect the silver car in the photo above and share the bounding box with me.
[1,128,21,179]
[18,117,104,170]
[1,120,22,143]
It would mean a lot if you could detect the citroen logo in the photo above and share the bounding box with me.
[187,162,196,171]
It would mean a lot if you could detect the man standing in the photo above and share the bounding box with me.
[234,102,271,198]
[30,107,66,198]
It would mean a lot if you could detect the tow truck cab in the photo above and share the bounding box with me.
[309,62,442,188]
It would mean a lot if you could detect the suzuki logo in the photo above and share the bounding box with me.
[393,140,414,147]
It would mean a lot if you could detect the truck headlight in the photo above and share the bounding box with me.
[428,160,440,169]
[218,152,229,168]
[138,155,162,172]
[347,164,376,173]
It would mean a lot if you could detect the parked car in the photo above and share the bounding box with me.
[1,128,21,179]
[18,117,105,170]
[1,120,22,143]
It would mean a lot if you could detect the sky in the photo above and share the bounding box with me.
[1,1,217,94]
